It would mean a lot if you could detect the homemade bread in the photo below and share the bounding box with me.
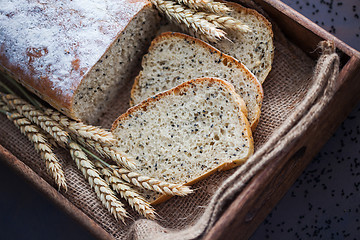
[157,1,274,83]
[113,77,254,204]
[0,0,160,123]
[130,32,263,130]
[211,2,274,83]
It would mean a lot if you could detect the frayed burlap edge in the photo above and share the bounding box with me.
[129,41,340,240]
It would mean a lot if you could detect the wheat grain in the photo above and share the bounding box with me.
[1,94,70,146]
[111,166,192,196]
[95,163,156,219]
[5,110,67,190]
[42,106,134,169]
[201,0,231,13]
[68,141,128,222]
[0,99,9,111]
[73,135,137,170]
[109,176,157,220]
[175,0,231,13]
[68,122,115,144]
[201,13,251,33]
[45,132,60,148]
[43,108,70,129]
[99,146,137,170]
[151,0,226,41]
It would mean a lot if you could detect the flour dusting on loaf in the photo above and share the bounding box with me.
[113,77,254,203]
[0,0,160,123]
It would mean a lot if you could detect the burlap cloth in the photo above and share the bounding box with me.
[0,5,340,240]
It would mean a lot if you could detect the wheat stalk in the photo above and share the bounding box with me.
[95,162,156,220]
[93,155,192,196]
[151,0,226,41]
[68,141,128,222]
[73,135,137,170]
[109,176,156,220]
[4,109,67,190]
[1,93,129,221]
[1,93,70,147]
[175,0,231,13]
[43,107,136,169]
[110,166,192,196]
[44,108,116,145]
[98,146,137,170]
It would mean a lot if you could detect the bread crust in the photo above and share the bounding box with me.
[130,32,264,130]
[0,0,153,120]
[113,77,254,205]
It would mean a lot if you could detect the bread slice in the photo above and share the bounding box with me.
[210,2,274,83]
[112,77,254,204]
[0,0,160,123]
[156,1,274,83]
[130,32,263,130]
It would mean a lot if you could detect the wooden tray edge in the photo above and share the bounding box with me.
[0,144,114,240]
[204,56,360,240]
[257,0,360,59]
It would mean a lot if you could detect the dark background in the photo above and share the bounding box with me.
[0,0,359,239]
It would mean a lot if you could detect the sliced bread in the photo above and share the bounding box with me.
[156,1,274,83]
[210,2,274,83]
[112,77,254,204]
[130,32,263,130]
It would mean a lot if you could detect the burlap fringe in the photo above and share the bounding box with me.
[129,41,340,240]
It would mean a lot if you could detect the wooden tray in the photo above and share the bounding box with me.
[1,0,359,239]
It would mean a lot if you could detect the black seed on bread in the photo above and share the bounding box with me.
[112,77,254,204]
[130,32,263,130]
[210,2,274,83]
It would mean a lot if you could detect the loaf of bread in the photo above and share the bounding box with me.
[0,0,160,123]
[130,32,263,130]
[112,77,254,203]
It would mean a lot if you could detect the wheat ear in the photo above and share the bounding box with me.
[44,108,116,145]
[73,135,137,170]
[95,162,156,220]
[4,109,67,190]
[151,0,226,41]
[43,107,136,169]
[175,0,231,13]
[68,141,128,222]
[111,166,192,196]
[0,100,9,111]
[1,94,69,146]
[201,13,251,33]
